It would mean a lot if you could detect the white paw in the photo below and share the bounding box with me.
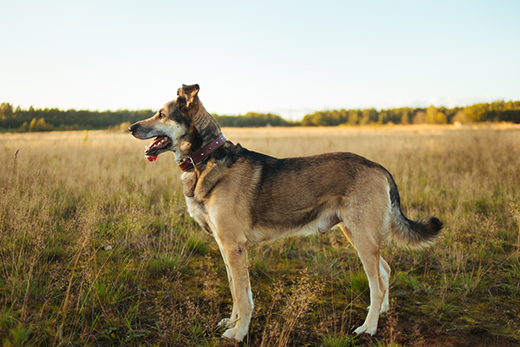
[354,324,377,336]
[222,326,246,341]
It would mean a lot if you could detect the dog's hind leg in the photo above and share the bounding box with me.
[340,223,390,315]
[379,257,390,314]
[353,240,384,335]
[339,222,385,335]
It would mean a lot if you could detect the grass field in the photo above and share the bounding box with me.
[1,124,520,346]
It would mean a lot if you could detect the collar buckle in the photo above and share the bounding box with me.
[178,133,226,172]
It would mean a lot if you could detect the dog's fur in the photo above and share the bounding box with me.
[129,84,443,341]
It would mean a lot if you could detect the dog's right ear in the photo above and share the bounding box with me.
[177,84,200,112]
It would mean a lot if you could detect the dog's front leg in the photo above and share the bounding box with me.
[216,244,238,329]
[218,239,253,342]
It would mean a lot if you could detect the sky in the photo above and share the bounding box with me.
[1,0,519,120]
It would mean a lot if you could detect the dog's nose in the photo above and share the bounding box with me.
[128,123,137,132]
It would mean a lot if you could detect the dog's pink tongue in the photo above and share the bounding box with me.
[147,155,158,162]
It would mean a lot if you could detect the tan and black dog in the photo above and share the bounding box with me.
[129,84,443,342]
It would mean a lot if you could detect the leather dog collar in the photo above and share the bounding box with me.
[178,133,226,172]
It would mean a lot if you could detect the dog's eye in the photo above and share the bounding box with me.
[158,112,165,119]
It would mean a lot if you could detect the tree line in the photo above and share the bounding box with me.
[1,100,519,132]
[300,101,520,126]
[0,104,154,132]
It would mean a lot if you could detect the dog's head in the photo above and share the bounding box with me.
[129,84,204,162]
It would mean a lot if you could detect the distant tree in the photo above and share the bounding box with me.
[20,121,29,132]
[413,111,426,124]
[29,118,37,132]
[35,117,52,131]
[425,105,437,124]
[14,106,22,118]
[401,110,409,125]
[451,111,467,124]
[435,112,447,124]
[357,108,377,125]
[378,110,387,124]
[464,104,488,122]
[0,103,13,119]
[500,110,520,123]
[347,110,359,125]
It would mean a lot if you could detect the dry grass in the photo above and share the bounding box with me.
[1,124,520,346]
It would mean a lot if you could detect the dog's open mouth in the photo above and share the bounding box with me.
[144,136,172,162]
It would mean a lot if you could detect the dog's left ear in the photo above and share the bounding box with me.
[177,84,200,111]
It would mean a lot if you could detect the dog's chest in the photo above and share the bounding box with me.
[185,196,213,234]
[181,167,225,235]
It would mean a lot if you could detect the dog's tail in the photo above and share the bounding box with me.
[386,172,443,248]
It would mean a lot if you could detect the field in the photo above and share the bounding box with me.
[1,124,520,346]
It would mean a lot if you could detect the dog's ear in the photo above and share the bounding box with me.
[177,84,200,112]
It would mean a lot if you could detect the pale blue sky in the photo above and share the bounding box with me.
[1,0,519,120]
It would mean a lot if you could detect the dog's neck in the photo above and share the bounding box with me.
[193,105,222,149]
[176,105,223,165]
[178,133,226,172]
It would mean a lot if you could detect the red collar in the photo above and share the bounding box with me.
[178,134,226,172]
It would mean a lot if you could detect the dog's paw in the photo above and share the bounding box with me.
[222,327,246,342]
[353,324,377,336]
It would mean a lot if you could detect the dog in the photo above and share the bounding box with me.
[128,84,443,342]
